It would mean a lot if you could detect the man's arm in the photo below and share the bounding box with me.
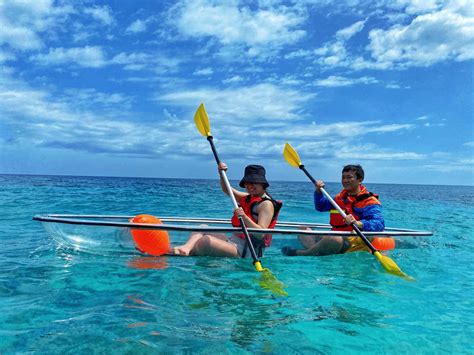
[314,190,333,212]
[358,204,385,231]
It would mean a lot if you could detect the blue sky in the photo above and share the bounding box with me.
[1,0,473,185]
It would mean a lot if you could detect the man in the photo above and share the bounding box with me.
[282,164,385,256]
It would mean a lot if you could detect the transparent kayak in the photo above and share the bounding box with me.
[33,214,433,255]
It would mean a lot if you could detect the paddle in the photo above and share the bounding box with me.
[283,142,413,280]
[194,103,288,296]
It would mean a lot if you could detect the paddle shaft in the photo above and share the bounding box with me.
[206,136,261,264]
[299,165,377,254]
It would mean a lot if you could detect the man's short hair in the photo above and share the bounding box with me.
[342,164,364,180]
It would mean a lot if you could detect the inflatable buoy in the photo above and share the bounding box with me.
[371,237,395,251]
[130,214,170,256]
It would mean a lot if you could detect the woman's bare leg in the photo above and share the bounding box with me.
[172,233,233,257]
[172,232,204,256]
[193,235,239,257]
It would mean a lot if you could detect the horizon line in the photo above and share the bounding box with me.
[1,172,473,188]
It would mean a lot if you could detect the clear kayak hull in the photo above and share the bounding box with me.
[34,214,433,255]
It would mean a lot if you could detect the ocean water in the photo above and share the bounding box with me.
[1,174,473,354]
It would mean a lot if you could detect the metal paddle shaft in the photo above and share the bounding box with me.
[207,136,262,267]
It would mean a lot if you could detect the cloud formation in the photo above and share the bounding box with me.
[0,0,471,183]
[0,0,73,50]
[31,46,108,68]
[367,1,474,67]
[172,0,306,57]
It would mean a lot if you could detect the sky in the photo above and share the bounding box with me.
[0,0,473,186]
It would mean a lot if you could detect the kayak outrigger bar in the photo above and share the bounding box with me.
[32,214,433,236]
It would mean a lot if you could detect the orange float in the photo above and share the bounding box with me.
[371,237,395,251]
[130,214,170,256]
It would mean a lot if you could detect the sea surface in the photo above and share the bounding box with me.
[0,174,473,354]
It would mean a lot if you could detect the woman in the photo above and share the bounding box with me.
[172,163,282,257]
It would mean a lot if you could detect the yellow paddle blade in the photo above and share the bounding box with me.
[253,261,287,296]
[259,268,288,297]
[283,142,302,168]
[194,103,211,137]
[374,251,415,281]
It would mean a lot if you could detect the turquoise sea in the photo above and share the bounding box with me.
[1,174,473,354]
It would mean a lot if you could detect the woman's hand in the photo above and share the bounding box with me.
[234,207,245,219]
[218,162,227,172]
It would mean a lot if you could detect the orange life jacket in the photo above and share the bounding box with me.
[329,186,394,251]
[231,194,282,247]
[329,186,380,231]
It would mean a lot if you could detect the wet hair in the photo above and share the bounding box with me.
[342,164,364,180]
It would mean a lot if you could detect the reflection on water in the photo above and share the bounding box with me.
[128,256,169,270]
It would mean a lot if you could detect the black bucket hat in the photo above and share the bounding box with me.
[239,165,269,188]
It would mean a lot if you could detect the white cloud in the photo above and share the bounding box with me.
[311,19,368,68]
[369,123,415,133]
[173,0,306,57]
[314,38,350,68]
[338,150,425,161]
[278,75,305,86]
[311,1,474,70]
[314,75,378,87]
[31,46,108,68]
[193,67,214,76]
[111,51,182,72]
[260,129,424,165]
[273,121,414,140]
[112,52,150,66]
[72,30,92,43]
[222,75,244,84]
[0,0,73,50]
[0,23,43,50]
[336,19,366,40]
[284,48,313,59]
[0,50,16,63]
[157,83,315,122]
[422,160,474,173]
[84,6,114,26]
[396,0,443,14]
[367,1,474,67]
[0,71,428,168]
[0,75,199,158]
[62,88,134,109]
[126,19,147,33]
